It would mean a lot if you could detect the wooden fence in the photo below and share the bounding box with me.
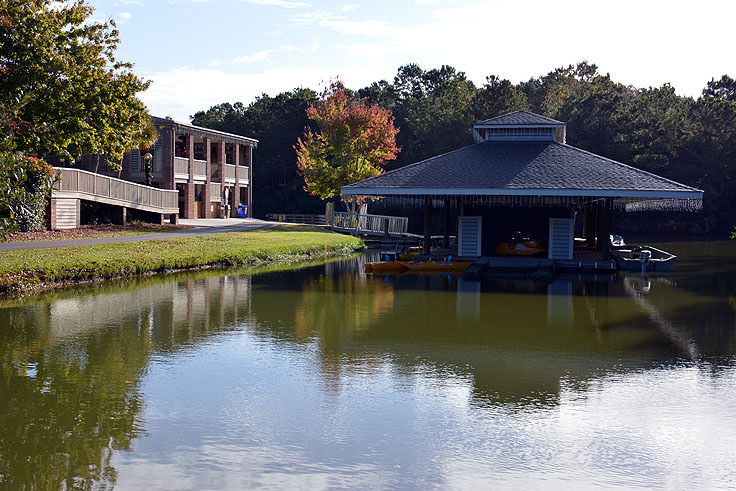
[331,212,408,237]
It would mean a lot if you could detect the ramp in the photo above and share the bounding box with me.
[51,167,179,229]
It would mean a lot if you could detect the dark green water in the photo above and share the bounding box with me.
[1,242,736,489]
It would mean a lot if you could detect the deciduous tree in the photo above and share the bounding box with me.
[295,80,400,211]
[0,0,155,168]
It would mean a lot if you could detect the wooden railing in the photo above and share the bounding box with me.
[192,159,207,179]
[54,167,178,212]
[174,157,188,177]
[266,213,326,225]
[331,212,408,237]
[211,182,222,202]
[224,164,236,182]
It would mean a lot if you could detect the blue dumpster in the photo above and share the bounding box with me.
[237,204,247,218]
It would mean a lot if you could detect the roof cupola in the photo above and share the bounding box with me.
[473,110,566,144]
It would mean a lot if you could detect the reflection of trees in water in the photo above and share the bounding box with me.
[0,275,252,489]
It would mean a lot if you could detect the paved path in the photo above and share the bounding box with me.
[0,218,279,251]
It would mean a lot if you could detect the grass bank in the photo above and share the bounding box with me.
[0,225,362,297]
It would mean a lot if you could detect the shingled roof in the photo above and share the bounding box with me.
[342,140,703,209]
[475,110,565,127]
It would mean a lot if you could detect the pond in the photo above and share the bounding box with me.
[1,241,735,489]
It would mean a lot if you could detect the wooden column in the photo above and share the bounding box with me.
[203,137,212,218]
[597,199,611,257]
[442,197,450,248]
[185,134,195,218]
[160,127,175,190]
[247,145,253,218]
[231,144,241,217]
[423,197,432,255]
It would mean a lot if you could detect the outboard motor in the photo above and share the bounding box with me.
[639,249,652,272]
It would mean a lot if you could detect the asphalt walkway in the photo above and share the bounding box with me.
[0,218,279,251]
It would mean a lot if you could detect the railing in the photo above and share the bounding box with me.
[55,167,178,211]
[266,213,326,225]
[192,159,207,180]
[224,164,236,182]
[174,157,188,177]
[211,182,222,202]
[331,212,408,237]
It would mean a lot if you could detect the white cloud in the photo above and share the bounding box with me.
[209,59,224,67]
[290,11,391,37]
[119,0,145,5]
[341,3,358,11]
[231,45,297,64]
[241,0,310,8]
[117,11,132,22]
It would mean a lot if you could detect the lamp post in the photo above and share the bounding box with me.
[143,152,153,186]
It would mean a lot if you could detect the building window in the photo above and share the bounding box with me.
[153,139,163,172]
[131,149,140,171]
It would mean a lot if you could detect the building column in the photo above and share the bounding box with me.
[442,197,450,248]
[246,145,253,218]
[185,134,195,218]
[203,137,212,218]
[161,127,175,190]
[231,143,241,217]
[597,199,611,257]
[423,197,432,255]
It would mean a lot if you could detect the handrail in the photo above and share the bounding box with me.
[53,167,179,212]
[331,211,408,237]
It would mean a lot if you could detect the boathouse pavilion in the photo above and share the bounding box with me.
[341,110,703,258]
[51,116,257,228]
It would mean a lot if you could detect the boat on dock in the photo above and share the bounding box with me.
[611,245,677,272]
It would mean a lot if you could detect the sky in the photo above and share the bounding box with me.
[87,0,736,122]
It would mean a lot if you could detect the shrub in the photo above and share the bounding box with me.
[0,152,58,239]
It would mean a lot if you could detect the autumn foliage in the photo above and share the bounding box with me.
[295,80,399,208]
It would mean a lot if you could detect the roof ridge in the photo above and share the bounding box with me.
[553,141,703,192]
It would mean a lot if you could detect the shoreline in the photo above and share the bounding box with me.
[0,226,363,298]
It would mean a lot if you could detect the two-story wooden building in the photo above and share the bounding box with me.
[56,116,257,227]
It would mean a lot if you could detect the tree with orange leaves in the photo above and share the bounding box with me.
[295,79,399,212]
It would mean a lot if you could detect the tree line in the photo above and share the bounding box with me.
[192,62,736,236]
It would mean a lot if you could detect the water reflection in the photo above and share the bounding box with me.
[1,243,735,488]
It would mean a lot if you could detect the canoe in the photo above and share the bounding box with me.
[611,246,676,272]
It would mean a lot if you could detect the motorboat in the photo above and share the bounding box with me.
[611,245,677,272]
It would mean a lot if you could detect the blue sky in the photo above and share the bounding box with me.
[87,0,736,121]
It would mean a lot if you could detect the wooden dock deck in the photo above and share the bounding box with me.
[462,252,616,280]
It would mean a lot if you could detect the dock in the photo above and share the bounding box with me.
[462,254,616,280]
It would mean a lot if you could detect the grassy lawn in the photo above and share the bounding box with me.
[0,225,362,296]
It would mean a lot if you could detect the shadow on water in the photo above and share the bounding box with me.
[0,241,735,487]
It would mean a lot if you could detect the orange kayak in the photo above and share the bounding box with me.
[494,239,546,256]
[402,261,470,273]
[365,261,410,273]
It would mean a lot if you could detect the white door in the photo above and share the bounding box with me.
[458,216,482,257]
[548,218,574,259]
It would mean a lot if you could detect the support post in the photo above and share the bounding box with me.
[442,197,450,248]
[231,144,241,217]
[185,134,195,218]
[597,199,611,258]
[202,136,212,218]
[423,197,432,256]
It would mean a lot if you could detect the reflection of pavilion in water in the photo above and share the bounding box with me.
[248,263,736,407]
